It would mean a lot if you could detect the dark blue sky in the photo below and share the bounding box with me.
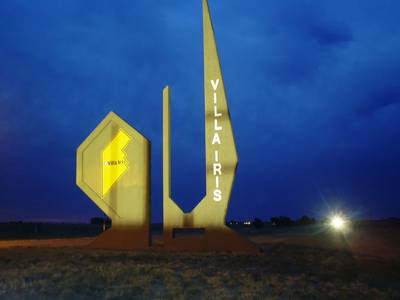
[0,0,399,222]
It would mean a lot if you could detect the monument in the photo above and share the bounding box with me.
[76,112,151,250]
[162,0,259,253]
[76,0,259,253]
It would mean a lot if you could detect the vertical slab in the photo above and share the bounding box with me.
[163,0,259,253]
[77,112,151,250]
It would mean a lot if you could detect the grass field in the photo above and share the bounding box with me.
[0,222,399,299]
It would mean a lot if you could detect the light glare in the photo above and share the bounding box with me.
[330,215,346,230]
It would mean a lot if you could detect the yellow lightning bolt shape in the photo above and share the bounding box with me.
[102,129,131,196]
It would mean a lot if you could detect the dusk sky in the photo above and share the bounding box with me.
[0,0,399,222]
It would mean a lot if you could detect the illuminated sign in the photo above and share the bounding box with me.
[102,129,131,196]
[162,0,259,253]
[76,112,150,250]
[211,79,222,202]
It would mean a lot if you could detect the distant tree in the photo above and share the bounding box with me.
[385,217,400,222]
[253,218,264,229]
[320,217,329,224]
[296,215,316,226]
[270,216,293,226]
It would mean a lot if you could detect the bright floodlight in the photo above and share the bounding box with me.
[330,215,346,230]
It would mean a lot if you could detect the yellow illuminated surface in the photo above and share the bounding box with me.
[102,129,131,196]
[161,0,259,253]
[76,112,151,250]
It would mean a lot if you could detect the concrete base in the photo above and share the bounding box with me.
[88,228,151,251]
[163,227,261,254]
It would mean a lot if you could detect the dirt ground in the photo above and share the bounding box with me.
[0,223,399,299]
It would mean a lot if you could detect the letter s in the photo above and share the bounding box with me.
[213,189,222,202]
